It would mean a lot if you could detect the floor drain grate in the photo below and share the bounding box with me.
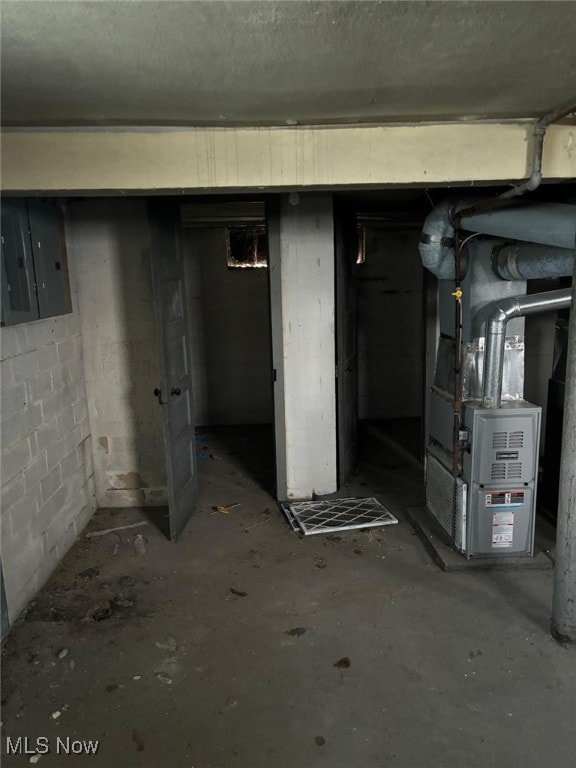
[280,497,398,535]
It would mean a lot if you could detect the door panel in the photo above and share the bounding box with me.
[149,200,197,541]
[167,336,187,380]
[335,207,359,485]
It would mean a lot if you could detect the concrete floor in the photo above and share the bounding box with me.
[1,427,575,768]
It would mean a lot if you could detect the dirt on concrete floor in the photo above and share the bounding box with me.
[1,428,575,768]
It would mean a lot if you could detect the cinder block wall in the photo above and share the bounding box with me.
[357,229,423,419]
[65,200,167,507]
[0,294,96,622]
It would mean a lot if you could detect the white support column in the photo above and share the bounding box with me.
[269,194,337,500]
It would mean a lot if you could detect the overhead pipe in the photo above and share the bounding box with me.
[419,202,576,281]
[493,243,576,281]
[418,198,477,280]
[481,288,572,409]
[460,203,576,250]
[454,102,576,220]
[419,101,576,281]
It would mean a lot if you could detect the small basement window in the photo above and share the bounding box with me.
[226,226,268,269]
[1,199,72,326]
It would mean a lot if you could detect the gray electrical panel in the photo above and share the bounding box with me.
[462,401,540,557]
[1,199,71,327]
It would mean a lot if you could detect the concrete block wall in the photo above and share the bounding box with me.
[183,229,273,426]
[0,310,96,622]
[65,200,167,507]
[357,229,423,420]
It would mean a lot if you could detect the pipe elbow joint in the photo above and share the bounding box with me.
[526,171,542,192]
[491,303,517,325]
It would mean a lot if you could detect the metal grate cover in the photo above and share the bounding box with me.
[425,453,467,552]
[281,497,397,536]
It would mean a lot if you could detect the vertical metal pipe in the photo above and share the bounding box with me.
[552,276,576,644]
[452,233,464,476]
[481,311,511,409]
[481,290,572,409]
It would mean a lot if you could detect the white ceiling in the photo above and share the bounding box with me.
[2,1,576,127]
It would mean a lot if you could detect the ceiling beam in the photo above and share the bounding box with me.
[1,123,574,195]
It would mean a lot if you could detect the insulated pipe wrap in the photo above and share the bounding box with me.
[419,200,576,281]
[493,244,576,280]
[418,198,458,280]
[460,203,576,250]
[418,198,478,280]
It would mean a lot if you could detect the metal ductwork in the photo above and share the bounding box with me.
[493,243,576,281]
[418,198,474,280]
[481,288,572,409]
[423,234,571,558]
[421,103,576,568]
[419,201,576,280]
[461,203,576,250]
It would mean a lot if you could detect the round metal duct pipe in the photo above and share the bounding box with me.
[481,288,572,409]
[493,243,576,280]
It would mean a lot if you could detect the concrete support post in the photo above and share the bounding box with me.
[552,275,576,643]
[268,194,338,500]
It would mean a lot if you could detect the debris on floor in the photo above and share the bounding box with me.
[87,600,114,622]
[285,627,306,637]
[334,656,351,669]
[281,497,398,535]
[85,521,148,539]
[1,426,571,768]
[245,508,272,530]
[155,636,178,651]
[133,533,146,555]
[212,502,242,515]
[132,729,145,752]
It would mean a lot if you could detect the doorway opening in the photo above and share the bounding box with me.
[181,201,276,500]
[334,191,429,515]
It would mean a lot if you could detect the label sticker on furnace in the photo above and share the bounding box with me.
[492,510,514,548]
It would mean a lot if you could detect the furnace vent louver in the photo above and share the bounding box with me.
[492,430,525,449]
[490,462,523,481]
[509,431,524,448]
[491,463,507,481]
[493,432,507,449]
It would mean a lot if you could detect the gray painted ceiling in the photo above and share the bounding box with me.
[2,1,576,127]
